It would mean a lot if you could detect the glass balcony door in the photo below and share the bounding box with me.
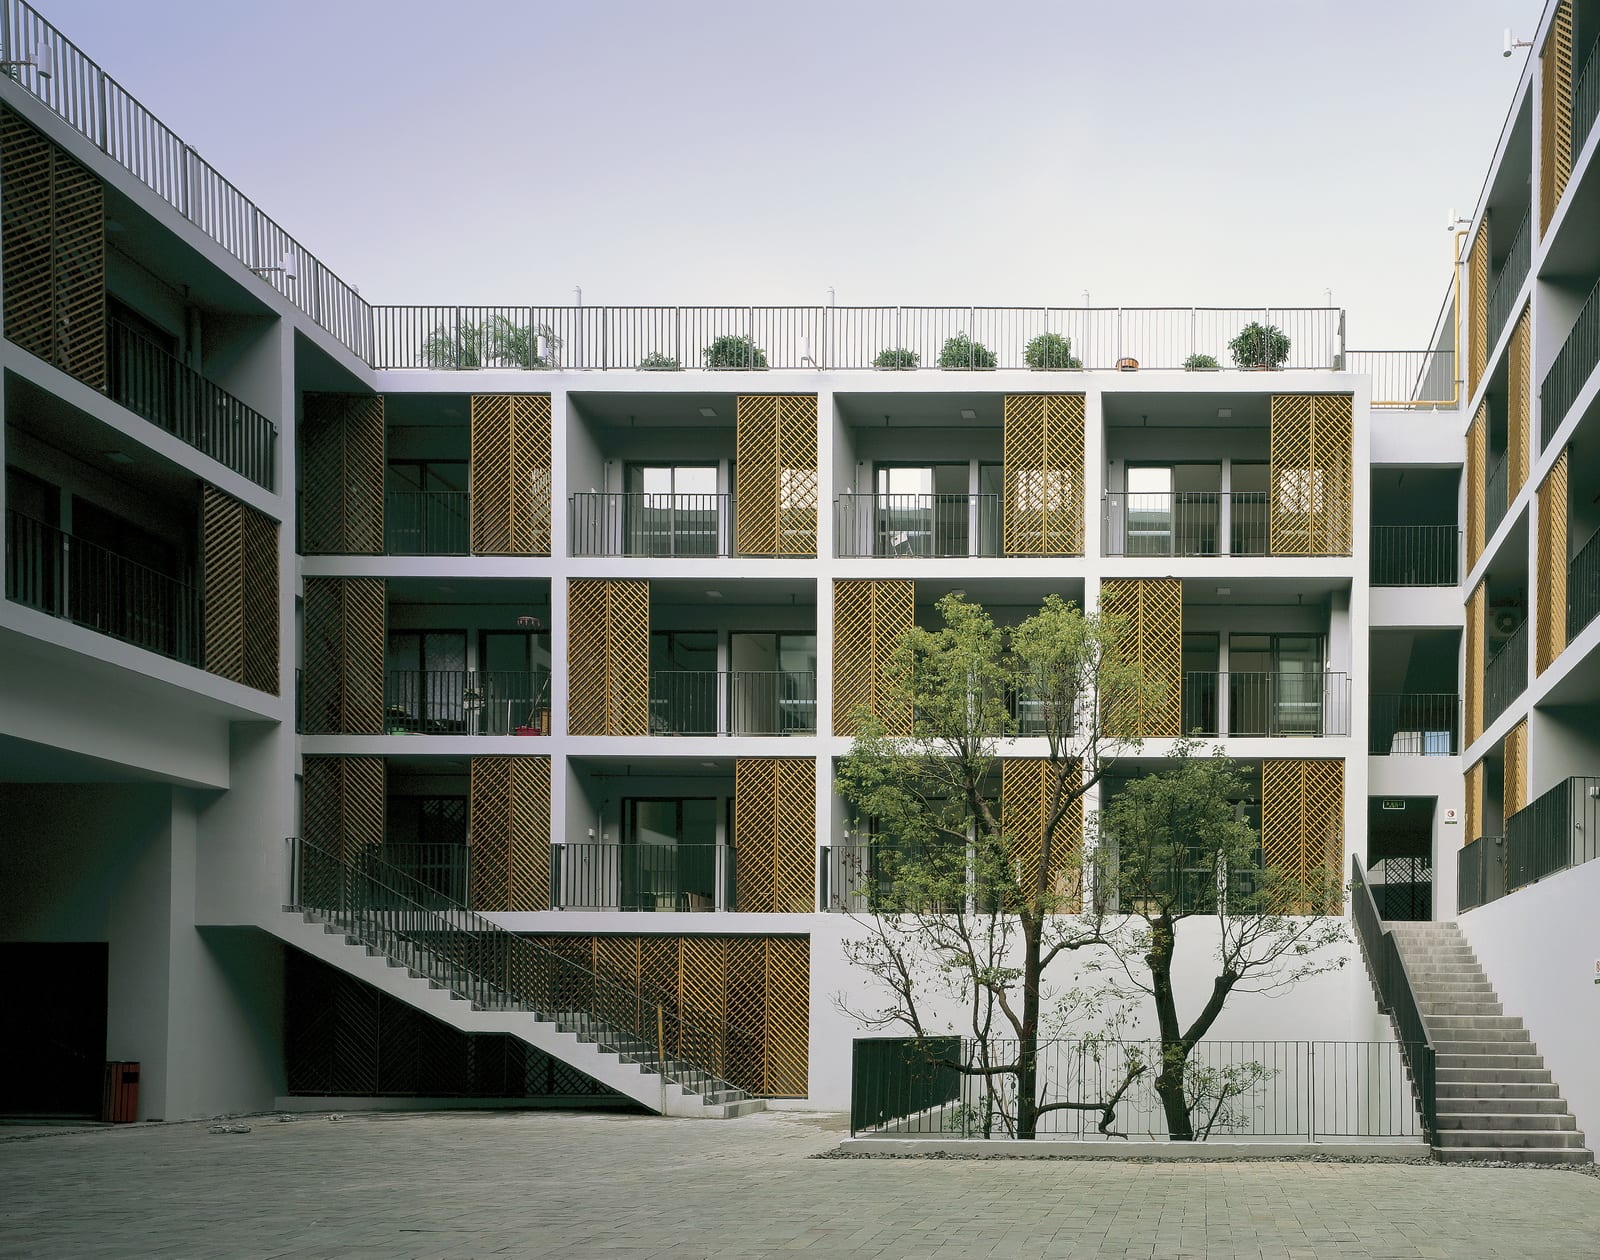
[874,465,971,556]
[729,632,817,734]
[1124,464,1221,556]
[625,465,719,556]
[623,798,719,911]
[387,631,469,732]
[386,460,469,555]
[650,630,718,734]
[1228,634,1324,736]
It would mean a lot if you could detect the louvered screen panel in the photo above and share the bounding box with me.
[303,577,385,734]
[1101,578,1182,738]
[1541,0,1574,237]
[567,579,649,735]
[240,503,280,694]
[1503,719,1529,826]
[51,151,105,390]
[566,579,609,735]
[1465,582,1485,746]
[1466,403,1487,570]
[1003,393,1085,556]
[733,757,815,913]
[470,394,552,555]
[1260,759,1344,914]
[201,485,245,685]
[763,937,810,1098]
[1464,761,1484,845]
[831,579,913,736]
[470,756,551,912]
[301,394,384,555]
[1467,219,1490,396]
[734,395,817,555]
[1268,395,1353,556]
[1001,758,1084,912]
[302,756,385,861]
[1536,450,1569,675]
[1508,305,1531,498]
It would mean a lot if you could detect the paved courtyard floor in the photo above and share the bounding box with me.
[2,1109,1599,1259]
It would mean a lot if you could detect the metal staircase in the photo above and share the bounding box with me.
[281,836,762,1118]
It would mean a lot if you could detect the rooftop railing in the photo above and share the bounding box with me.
[1343,351,1457,408]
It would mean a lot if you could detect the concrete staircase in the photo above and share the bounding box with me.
[1387,922,1590,1164]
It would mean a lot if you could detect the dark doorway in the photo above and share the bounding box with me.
[0,943,108,1115]
[1367,798,1434,920]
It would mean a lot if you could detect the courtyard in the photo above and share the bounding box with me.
[1,1110,1598,1259]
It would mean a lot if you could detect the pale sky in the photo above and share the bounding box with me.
[42,0,1544,349]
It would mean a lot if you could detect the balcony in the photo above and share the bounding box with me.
[1568,525,1600,642]
[1484,453,1510,542]
[5,510,200,664]
[1369,694,1460,755]
[1179,671,1350,738]
[1459,776,1600,911]
[375,842,470,904]
[569,493,732,557]
[835,493,1000,559]
[1482,621,1528,728]
[1102,492,1267,558]
[1541,274,1600,448]
[1485,210,1531,349]
[1370,526,1459,587]
[383,669,551,735]
[106,318,276,490]
[551,842,734,912]
[647,671,817,736]
[385,491,470,555]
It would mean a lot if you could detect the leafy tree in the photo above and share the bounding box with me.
[1025,332,1083,370]
[419,315,557,368]
[1227,322,1290,370]
[704,333,768,369]
[1183,352,1221,371]
[937,332,997,370]
[874,346,920,369]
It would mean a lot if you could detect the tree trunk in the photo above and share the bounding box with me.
[1016,916,1042,1139]
[1146,914,1196,1140]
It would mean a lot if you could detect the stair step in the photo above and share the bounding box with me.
[1433,1039,1537,1055]
[1435,1128,1588,1148]
[1432,1146,1593,1164]
[1438,1053,1544,1070]
[1436,1081,1562,1099]
[1436,1111,1577,1131]
[1441,1096,1570,1114]
[1426,1015,1525,1030]
[1437,1067,1552,1084]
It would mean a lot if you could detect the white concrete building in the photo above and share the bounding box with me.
[0,0,1593,1161]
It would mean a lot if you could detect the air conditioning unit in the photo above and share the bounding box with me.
[1493,610,1520,636]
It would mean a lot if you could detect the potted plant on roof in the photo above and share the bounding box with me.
[704,333,768,369]
[874,346,920,370]
[1227,322,1290,371]
[1024,331,1082,370]
[419,315,559,368]
[938,332,997,370]
[1184,352,1221,371]
[639,351,682,371]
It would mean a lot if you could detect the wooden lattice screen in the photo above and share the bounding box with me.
[301,393,386,554]
[470,394,552,555]
[1467,219,1490,398]
[1541,0,1574,237]
[1466,403,1487,570]
[201,485,279,693]
[536,935,810,1098]
[0,108,105,390]
[1268,395,1353,556]
[567,579,649,735]
[1001,757,1085,912]
[734,395,817,555]
[1465,581,1486,746]
[1260,759,1344,913]
[1100,577,1182,737]
[1002,393,1085,556]
[1508,305,1532,499]
[733,758,816,913]
[302,757,385,861]
[303,577,386,734]
[1464,760,1484,845]
[1536,448,1569,675]
[832,578,914,736]
[469,756,551,911]
[1503,719,1529,827]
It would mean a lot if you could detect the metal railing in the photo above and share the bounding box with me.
[849,1035,1427,1140]
[5,509,200,663]
[287,835,746,1100]
[648,670,817,736]
[1484,453,1510,540]
[835,493,1000,558]
[550,842,733,912]
[1102,492,1268,557]
[1179,671,1350,738]
[1369,525,1459,586]
[1486,210,1531,347]
[1368,694,1459,756]
[373,843,470,904]
[1365,854,1432,922]
[385,491,470,555]
[383,669,551,735]
[1345,350,1457,409]
[1482,620,1527,726]
[105,318,276,489]
[1567,524,1600,642]
[569,493,731,557]
[1350,856,1437,1144]
[369,306,1346,372]
[0,1,371,361]
[1574,35,1600,176]
[1461,776,1600,911]
[1457,834,1504,912]
[1541,272,1600,447]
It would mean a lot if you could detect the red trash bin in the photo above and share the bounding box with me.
[101,1061,139,1123]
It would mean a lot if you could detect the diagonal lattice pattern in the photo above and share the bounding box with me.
[301,393,386,555]
[1468,219,1489,398]
[301,756,386,864]
[1541,1,1573,237]
[469,757,552,911]
[1100,578,1182,738]
[200,486,279,694]
[1466,403,1487,569]
[734,395,817,555]
[470,394,552,555]
[1001,757,1085,912]
[1260,759,1344,914]
[240,502,280,694]
[567,579,649,735]
[733,758,815,913]
[1465,582,1485,745]
[1536,450,1569,675]
[303,578,386,734]
[1508,304,1531,498]
[762,937,810,1098]
[1503,719,1528,826]
[832,579,913,736]
[1464,760,1484,846]
[1003,393,1085,556]
[1268,395,1353,556]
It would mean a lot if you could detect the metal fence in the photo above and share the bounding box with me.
[1485,454,1510,540]
[648,670,817,736]
[835,493,1001,558]
[1461,776,1600,911]
[384,491,470,555]
[1456,835,1503,913]
[1482,621,1527,726]
[1568,525,1600,642]
[1487,210,1532,347]
[1369,525,1459,586]
[569,493,732,557]
[1179,671,1350,738]
[1575,35,1600,178]
[1541,272,1600,447]
[550,842,733,912]
[1102,492,1268,557]
[383,669,551,735]
[5,509,200,663]
[1344,351,1457,408]
[1368,694,1459,756]
[373,843,470,905]
[849,1036,1426,1140]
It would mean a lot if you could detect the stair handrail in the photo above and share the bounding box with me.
[1350,855,1438,1144]
[288,835,747,1099]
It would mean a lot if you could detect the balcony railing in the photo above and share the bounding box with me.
[385,491,469,555]
[374,842,469,904]
[1460,776,1600,912]
[648,671,817,736]
[1369,525,1459,586]
[1486,210,1531,348]
[1541,272,1600,447]
[5,509,200,663]
[1102,492,1268,557]
[1575,35,1600,177]
[551,842,734,912]
[835,494,1000,558]
[1368,694,1459,755]
[1484,453,1510,540]
[383,669,550,735]
[1482,621,1527,727]
[104,318,277,490]
[568,492,731,557]
[1179,671,1350,738]
[1343,350,1456,409]
[1567,524,1600,643]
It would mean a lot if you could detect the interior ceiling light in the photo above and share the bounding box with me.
[705,590,723,598]
[1216,587,1231,596]
[698,406,717,418]
[959,408,978,421]
[700,761,716,769]
[1217,408,1233,419]
[102,450,133,465]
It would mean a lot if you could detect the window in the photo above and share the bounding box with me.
[1122,465,1220,556]
[873,465,970,555]
[729,633,817,734]
[650,631,717,733]
[385,460,469,554]
[385,796,468,901]
[386,631,468,732]
[623,798,720,911]
[625,465,720,556]
[1228,634,1324,736]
